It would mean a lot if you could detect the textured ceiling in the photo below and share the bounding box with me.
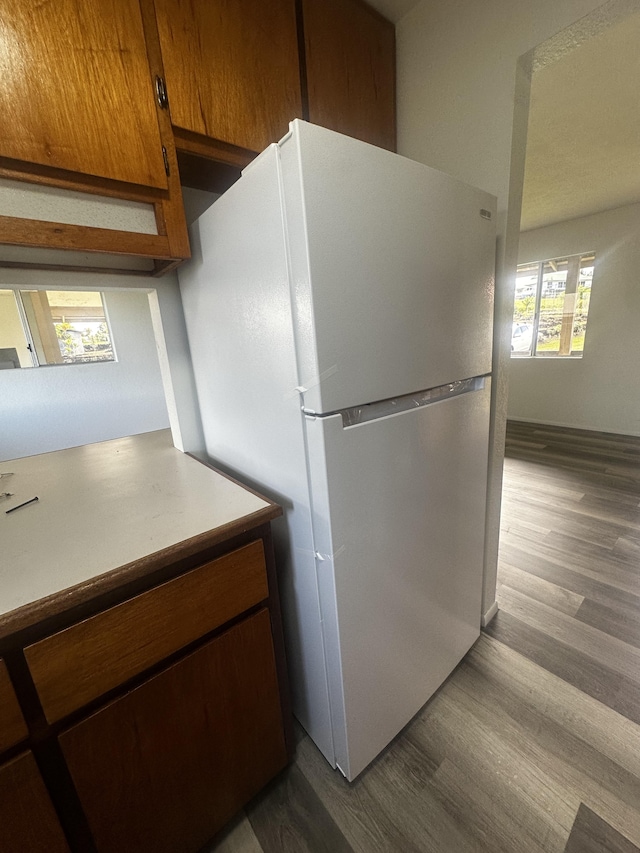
[521,9,640,231]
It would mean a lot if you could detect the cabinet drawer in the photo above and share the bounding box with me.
[25,540,269,723]
[0,659,28,753]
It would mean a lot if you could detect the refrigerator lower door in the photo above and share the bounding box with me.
[304,380,491,780]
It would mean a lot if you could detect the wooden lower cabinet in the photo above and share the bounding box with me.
[0,658,28,752]
[0,752,70,853]
[26,540,270,725]
[3,517,288,851]
[59,608,287,853]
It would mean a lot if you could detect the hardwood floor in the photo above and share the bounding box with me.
[205,421,640,853]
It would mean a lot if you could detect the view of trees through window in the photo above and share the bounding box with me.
[55,320,113,363]
[0,290,115,368]
[511,253,594,357]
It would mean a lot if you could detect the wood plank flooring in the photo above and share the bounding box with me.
[205,420,640,853]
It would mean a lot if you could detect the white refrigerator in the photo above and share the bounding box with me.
[178,120,496,781]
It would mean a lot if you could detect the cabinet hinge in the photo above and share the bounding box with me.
[155,75,169,110]
[162,146,170,177]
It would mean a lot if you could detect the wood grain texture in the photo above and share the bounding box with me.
[26,540,269,723]
[430,754,568,853]
[505,421,640,466]
[352,733,477,853]
[0,0,167,189]
[138,0,191,261]
[498,543,640,615]
[576,597,640,650]
[0,214,173,257]
[0,752,70,852]
[498,563,584,616]
[302,0,396,151]
[496,585,640,682]
[565,804,640,853]
[467,635,640,782]
[454,651,640,840]
[0,659,27,753]
[496,422,640,682]
[155,0,302,154]
[0,159,165,203]
[174,127,256,169]
[60,608,287,853]
[293,733,427,853]
[247,765,354,853]
[203,812,264,853]
[485,609,640,726]
[411,677,577,853]
[0,0,190,271]
[204,420,640,853]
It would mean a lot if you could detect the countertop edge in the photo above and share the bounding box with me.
[0,503,282,642]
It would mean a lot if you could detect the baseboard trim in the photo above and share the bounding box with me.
[507,417,640,439]
[482,601,499,627]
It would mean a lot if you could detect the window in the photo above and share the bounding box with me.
[0,290,115,368]
[511,253,594,358]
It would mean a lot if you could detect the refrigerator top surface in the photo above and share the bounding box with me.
[277,120,496,413]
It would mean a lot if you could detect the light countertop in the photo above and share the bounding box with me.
[1,430,278,630]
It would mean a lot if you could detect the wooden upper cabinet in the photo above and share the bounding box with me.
[301,0,396,151]
[0,0,168,191]
[153,0,303,156]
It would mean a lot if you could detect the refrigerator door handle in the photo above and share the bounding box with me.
[303,375,488,427]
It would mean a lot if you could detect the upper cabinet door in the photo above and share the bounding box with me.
[0,0,168,190]
[302,0,396,151]
[154,0,302,155]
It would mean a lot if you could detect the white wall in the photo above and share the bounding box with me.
[396,0,613,204]
[0,291,31,366]
[509,203,640,435]
[0,283,170,461]
[395,0,616,620]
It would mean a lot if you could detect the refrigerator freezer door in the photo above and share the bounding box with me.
[278,120,496,414]
[304,380,491,780]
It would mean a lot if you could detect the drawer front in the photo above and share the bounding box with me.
[0,659,28,753]
[25,540,269,723]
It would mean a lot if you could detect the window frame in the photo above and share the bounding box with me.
[511,252,595,359]
[1,289,117,368]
